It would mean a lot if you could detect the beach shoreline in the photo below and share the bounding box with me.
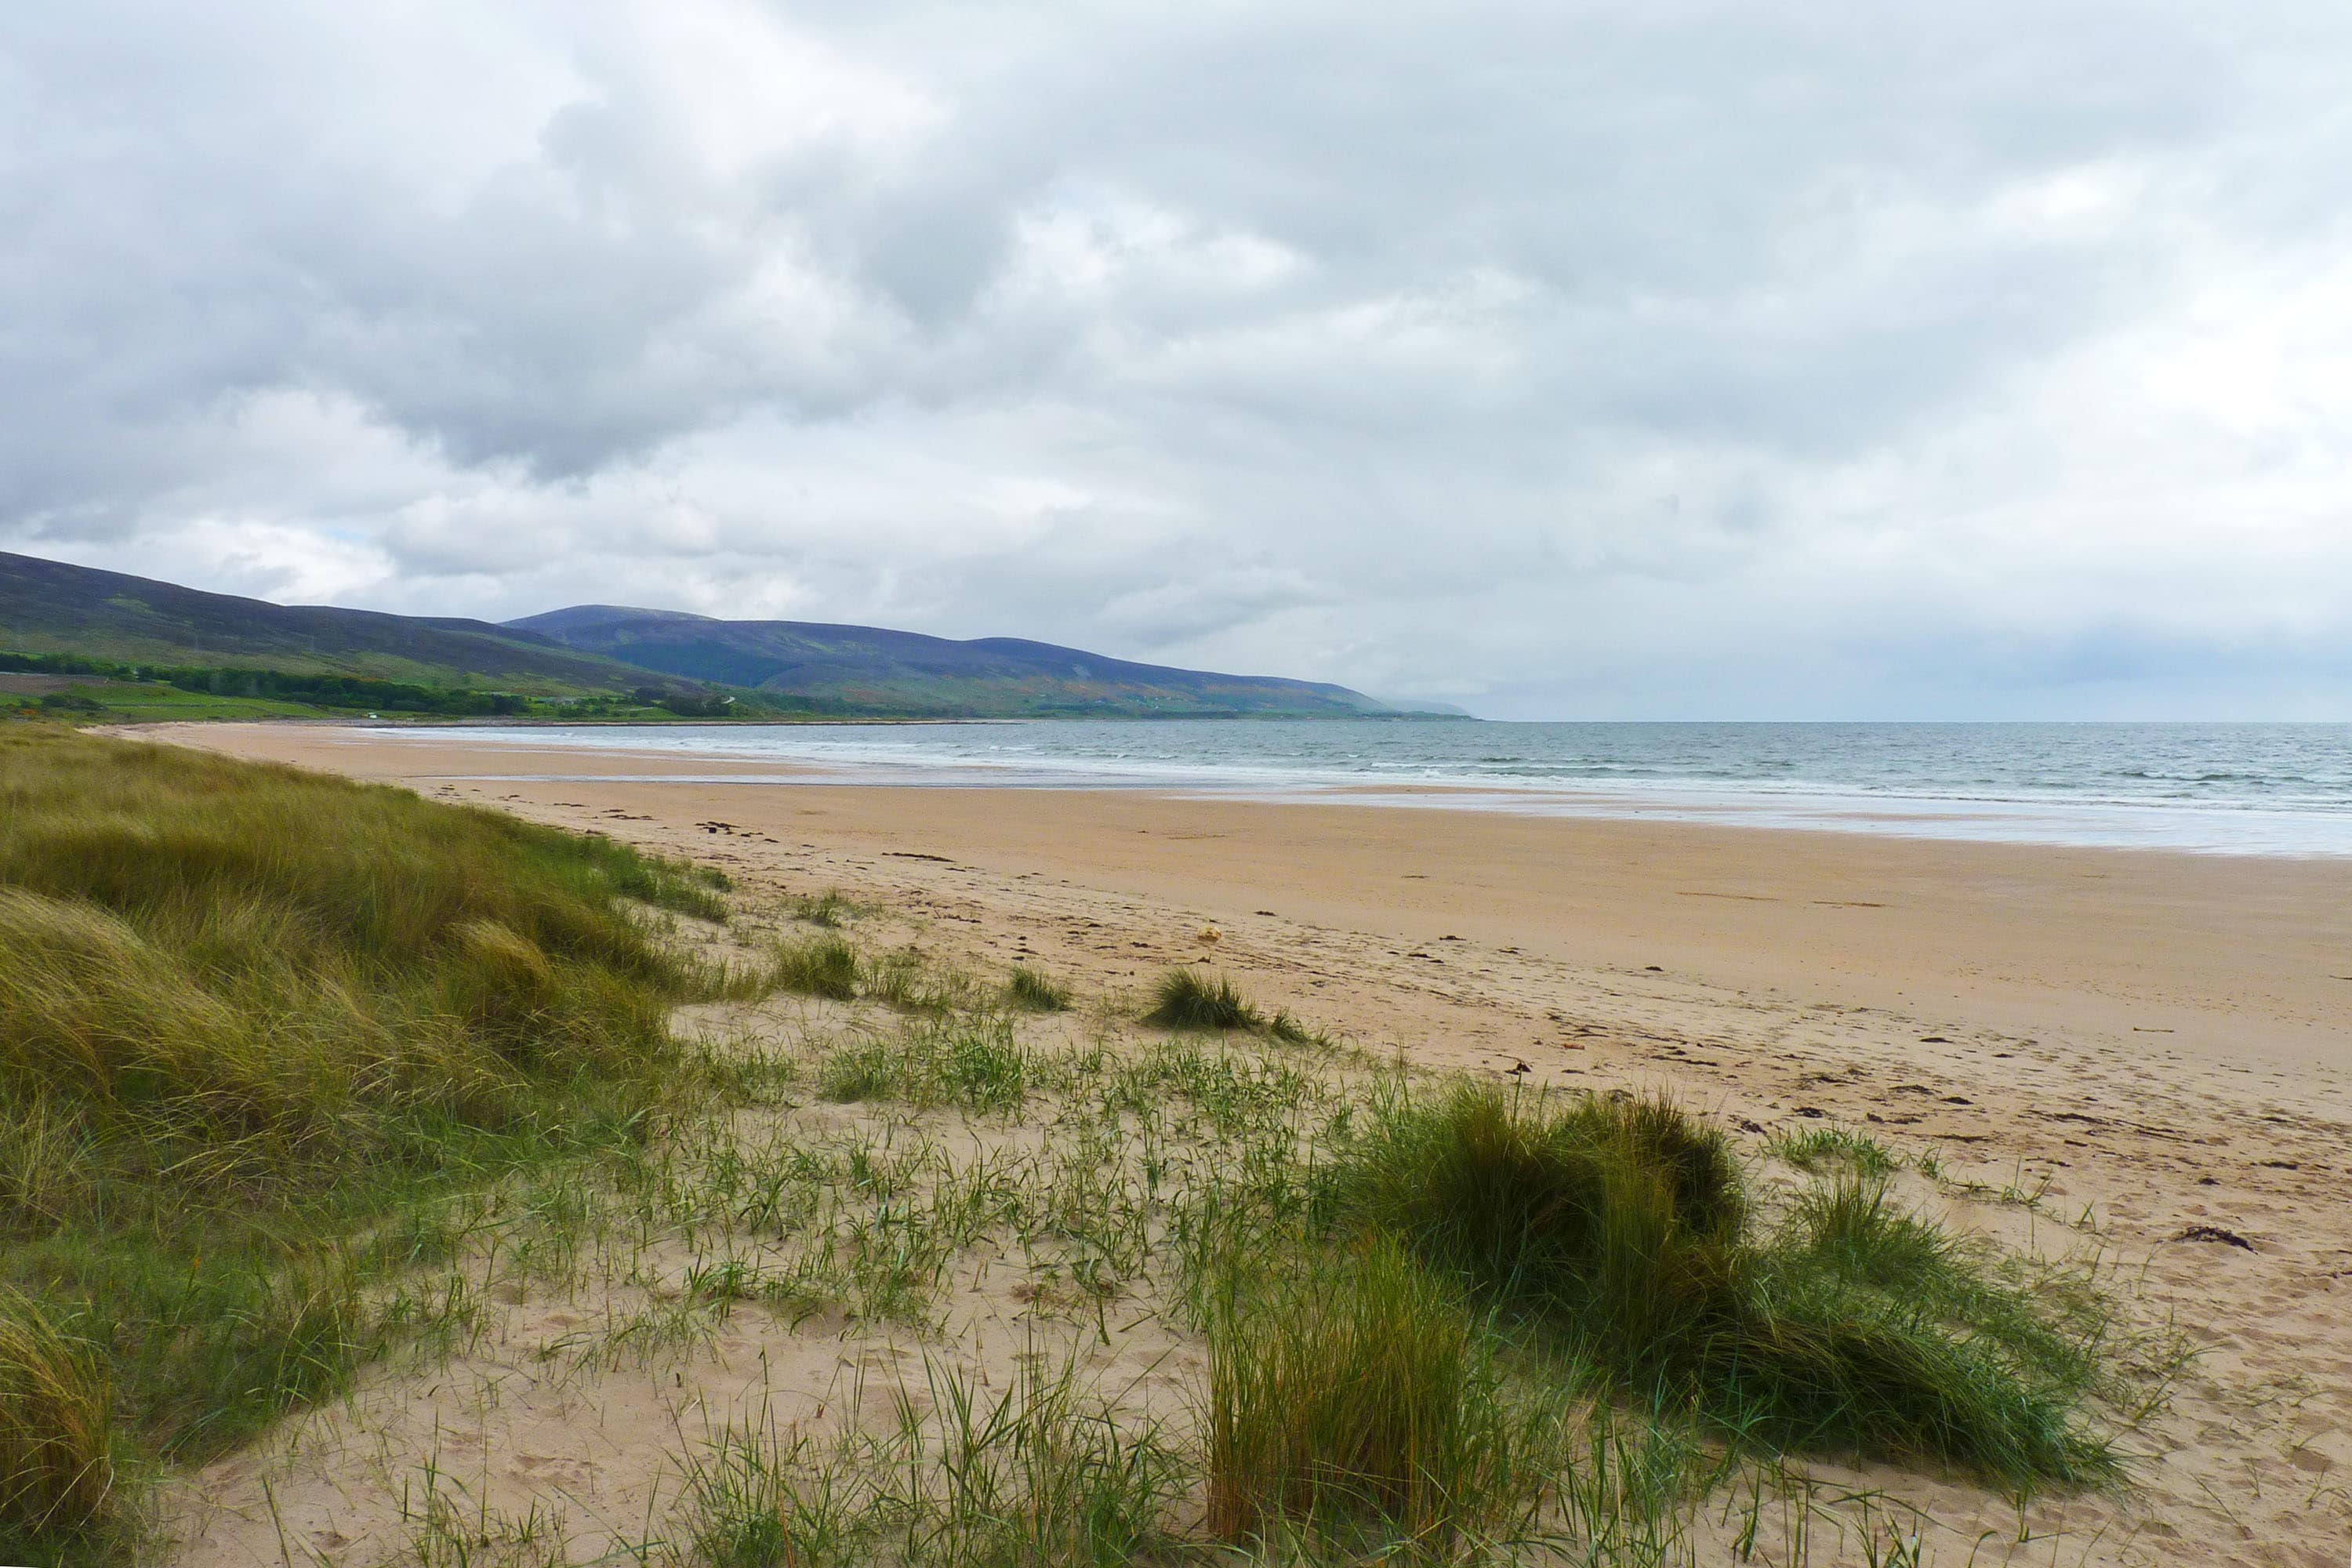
[137,721,2352,1075]
[135,719,2352,1563]
[310,717,2352,855]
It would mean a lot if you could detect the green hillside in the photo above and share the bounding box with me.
[0,551,661,695]
[508,604,1402,718]
[2,551,1418,722]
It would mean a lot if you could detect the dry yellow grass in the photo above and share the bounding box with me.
[0,1288,114,1534]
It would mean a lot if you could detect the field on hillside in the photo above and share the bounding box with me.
[3,681,325,723]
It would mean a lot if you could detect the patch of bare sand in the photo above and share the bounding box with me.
[169,993,1205,1567]
[144,723,2352,1565]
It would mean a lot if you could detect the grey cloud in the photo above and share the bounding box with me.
[5,0,2352,715]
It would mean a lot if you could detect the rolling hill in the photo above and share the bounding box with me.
[0,551,1410,718]
[506,604,1399,718]
[0,550,663,694]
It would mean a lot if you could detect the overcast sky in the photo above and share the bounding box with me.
[5,2,2350,718]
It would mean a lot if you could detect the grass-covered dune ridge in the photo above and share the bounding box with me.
[0,728,724,1142]
[0,729,734,1554]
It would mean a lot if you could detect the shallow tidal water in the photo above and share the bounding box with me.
[401,719,2352,856]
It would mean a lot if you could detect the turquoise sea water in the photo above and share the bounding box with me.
[405,720,2352,856]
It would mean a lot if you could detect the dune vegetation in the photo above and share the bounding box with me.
[0,728,2169,1564]
[0,728,744,1560]
[1332,1086,2114,1483]
[1142,967,1265,1032]
[650,976,2155,1565]
[1004,964,1072,1013]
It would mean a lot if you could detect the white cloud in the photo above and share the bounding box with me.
[5,0,2352,715]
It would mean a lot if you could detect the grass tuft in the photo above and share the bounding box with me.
[1266,1010,1330,1047]
[1341,1083,1746,1315]
[1206,1235,1523,1552]
[684,1355,1180,1568]
[815,1018,1029,1114]
[1142,968,1262,1032]
[862,949,976,1015]
[0,1290,114,1536]
[770,935,860,1002]
[1768,1124,1901,1178]
[1338,1083,2112,1483]
[815,1044,898,1105]
[1004,964,1072,1013]
[790,890,854,928]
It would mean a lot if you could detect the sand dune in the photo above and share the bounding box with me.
[145,724,2352,1566]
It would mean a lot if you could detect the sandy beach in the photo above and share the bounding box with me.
[144,723,2352,1565]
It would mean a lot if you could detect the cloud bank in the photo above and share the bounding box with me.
[5,0,2351,717]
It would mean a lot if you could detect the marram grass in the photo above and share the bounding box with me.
[1144,967,1330,1044]
[1142,967,1263,1032]
[0,1290,114,1535]
[1004,964,1072,1013]
[770,934,861,1001]
[0,728,2150,1559]
[0,728,739,1556]
[817,1016,1030,1114]
[1206,1235,1524,1552]
[1337,1083,2115,1484]
[0,731,719,1145]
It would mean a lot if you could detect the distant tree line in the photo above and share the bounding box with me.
[632,686,735,717]
[0,647,891,720]
[0,649,530,714]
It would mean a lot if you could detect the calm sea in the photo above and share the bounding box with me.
[409,720,2352,857]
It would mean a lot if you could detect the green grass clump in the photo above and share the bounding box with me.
[1341,1084,1744,1366]
[771,935,860,1001]
[938,1020,1029,1113]
[1144,969,1331,1044]
[0,1290,114,1537]
[1744,1174,2111,1457]
[1004,965,1071,1013]
[1338,1083,2112,1484]
[815,1044,898,1105]
[1266,1010,1333,1047]
[815,1018,1029,1115]
[0,728,729,1555]
[1206,1236,1523,1552]
[1768,1124,1900,1178]
[684,1356,1180,1568]
[862,949,976,1015]
[1142,968,1262,1032]
[790,890,854,928]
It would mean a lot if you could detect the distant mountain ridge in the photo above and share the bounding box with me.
[506,603,1401,718]
[0,550,655,692]
[0,551,1416,718]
